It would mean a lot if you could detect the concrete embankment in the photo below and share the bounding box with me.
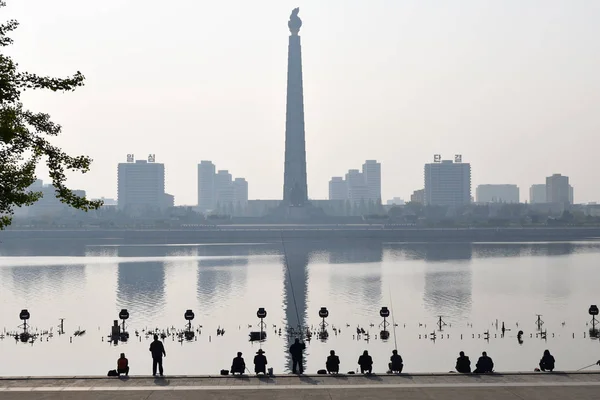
[0,372,599,399]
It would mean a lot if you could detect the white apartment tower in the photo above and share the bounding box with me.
[329,177,347,200]
[424,158,471,207]
[362,160,381,203]
[118,156,170,211]
[197,161,216,211]
[546,174,571,204]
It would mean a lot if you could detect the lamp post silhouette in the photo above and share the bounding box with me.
[18,309,31,342]
[118,309,130,341]
[379,307,390,340]
[318,307,329,340]
[250,307,267,342]
[589,305,599,337]
[184,309,195,340]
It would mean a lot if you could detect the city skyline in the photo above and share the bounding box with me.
[7,1,600,204]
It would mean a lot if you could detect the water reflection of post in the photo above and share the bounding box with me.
[281,240,310,374]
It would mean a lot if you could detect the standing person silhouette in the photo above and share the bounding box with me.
[149,334,166,377]
[289,338,306,374]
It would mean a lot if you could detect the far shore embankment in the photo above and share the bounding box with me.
[1,226,600,244]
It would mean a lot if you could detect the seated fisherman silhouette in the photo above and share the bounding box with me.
[474,351,494,373]
[254,349,267,375]
[539,350,555,372]
[455,351,471,373]
[231,352,245,375]
[388,350,403,373]
[358,350,373,374]
[326,350,340,374]
[117,353,129,376]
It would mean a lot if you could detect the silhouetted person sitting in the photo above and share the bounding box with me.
[326,350,340,374]
[149,334,166,377]
[539,350,555,372]
[358,350,373,374]
[474,351,494,374]
[456,351,471,373]
[117,353,129,376]
[231,352,245,375]
[254,349,267,375]
[388,350,403,373]
[289,338,306,374]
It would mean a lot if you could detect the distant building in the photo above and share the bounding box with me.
[16,180,87,217]
[346,169,369,204]
[475,184,519,203]
[162,193,175,208]
[215,170,234,205]
[197,161,216,211]
[424,159,471,206]
[529,184,546,204]
[386,197,405,206]
[569,185,574,204]
[328,177,347,200]
[118,157,173,212]
[328,160,382,204]
[362,160,381,202]
[410,189,425,204]
[546,174,571,204]
[197,161,248,212]
[233,178,249,204]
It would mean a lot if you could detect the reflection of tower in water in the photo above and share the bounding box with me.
[116,246,165,322]
[281,241,310,373]
[420,243,473,321]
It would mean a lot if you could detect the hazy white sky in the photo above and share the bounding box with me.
[5,0,600,204]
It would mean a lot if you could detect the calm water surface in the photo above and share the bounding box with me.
[0,239,599,376]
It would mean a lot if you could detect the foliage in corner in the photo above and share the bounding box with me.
[0,1,102,229]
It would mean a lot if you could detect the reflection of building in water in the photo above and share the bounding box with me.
[418,243,473,321]
[327,241,383,264]
[116,246,166,320]
[196,245,248,315]
[3,264,86,300]
[473,242,577,259]
[327,241,384,309]
[541,243,574,302]
[0,239,87,257]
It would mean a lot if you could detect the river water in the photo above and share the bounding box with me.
[0,239,599,376]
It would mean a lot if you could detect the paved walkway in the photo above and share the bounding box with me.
[1,372,599,399]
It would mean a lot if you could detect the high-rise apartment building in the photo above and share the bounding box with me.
[476,184,519,203]
[329,177,347,200]
[345,169,369,203]
[424,158,471,206]
[529,184,546,204]
[215,170,234,205]
[233,178,249,204]
[118,157,172,211]
[410,189,425,204]
[197,161,216,211]
[197,161,248,210]
[328,160,382,203]
[569,185,574,204]
[362,160,381,202]
[16,180,86,217]
[546,174,571,204]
